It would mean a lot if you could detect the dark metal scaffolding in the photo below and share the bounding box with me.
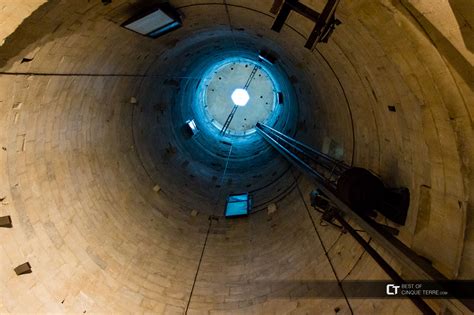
[256,122,472,314]
[256,122,349,188]
[271,0,342,49]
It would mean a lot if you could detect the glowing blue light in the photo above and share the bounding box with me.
[231,88,250,106]
[225,193,251,217]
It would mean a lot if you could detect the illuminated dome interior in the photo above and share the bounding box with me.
[131,29,301,213]
[203,59,277,133]
[0,0,472,314]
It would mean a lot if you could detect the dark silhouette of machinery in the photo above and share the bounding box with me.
[256,122,409,226]
[256,122,442,314]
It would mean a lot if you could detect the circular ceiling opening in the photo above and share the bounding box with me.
[202,59,277,135]
[231,88,250,106]
[127,33,301,211]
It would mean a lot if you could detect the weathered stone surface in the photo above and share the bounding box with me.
[0,0,471,314]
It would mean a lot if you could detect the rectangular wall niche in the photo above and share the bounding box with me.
[225,193,251,217]
[185,119,199,137]
[122,3,182,38]
[0,215,12,228]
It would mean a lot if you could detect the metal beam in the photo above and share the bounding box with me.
[256,123,472,313]
[336,213,434,315]
[272,0,321,32]
[271,1,292,32]
[287,0,320,21]
[305,0,340,49]
[220,105,239,135]
[220,65,260,136]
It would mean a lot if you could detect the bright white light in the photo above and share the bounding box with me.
[231,88,250,106]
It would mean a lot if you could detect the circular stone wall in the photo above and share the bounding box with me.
[0,0,471,314]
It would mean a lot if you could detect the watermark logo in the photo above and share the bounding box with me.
[386,284,400,295]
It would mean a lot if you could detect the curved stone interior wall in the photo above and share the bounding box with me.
[132,30,302,212]
[0,0,472,314]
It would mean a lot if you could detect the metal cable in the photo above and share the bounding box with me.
[293,172,354,314]
[185,217,213,314]
[223,0,239,49]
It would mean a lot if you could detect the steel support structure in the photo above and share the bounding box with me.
[271,0,341,49]
[256,122,472,314]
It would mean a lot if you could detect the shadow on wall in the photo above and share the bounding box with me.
[448,0,474,53]
[395,0,473,89]
[0,0,163,70]
[0,0,62,69]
